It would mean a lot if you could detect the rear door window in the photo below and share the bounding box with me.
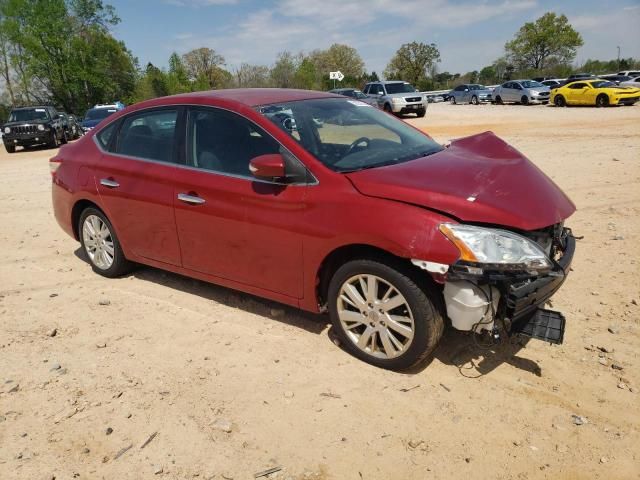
[115,109,178,163]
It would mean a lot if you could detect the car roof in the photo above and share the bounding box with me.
[169,88,341,107]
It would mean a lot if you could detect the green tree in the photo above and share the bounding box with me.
[1,0,136,112]
[308,44,366,89]
[182,47,227,89]
[166,52,190,94]
[505,12,583,70]
[292,57,317,90]
[383,41,440,87]
[234,63,271,87]
[270,51,299,88]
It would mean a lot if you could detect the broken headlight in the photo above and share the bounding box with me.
[439,223,552,272]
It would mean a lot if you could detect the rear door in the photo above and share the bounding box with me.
[173,106,308,298]
[94,107,183,266]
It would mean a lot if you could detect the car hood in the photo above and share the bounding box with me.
[386,92,423,98]
[527,86,550,93]
[345,131,575,231]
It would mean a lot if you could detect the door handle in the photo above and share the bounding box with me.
[100,178,119,188]
[177,193,206,205]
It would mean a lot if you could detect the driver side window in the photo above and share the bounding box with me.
[187,107,281,177]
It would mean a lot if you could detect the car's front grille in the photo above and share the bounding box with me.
[405,97,422,102]
[537,92,550,96]
[14,125,38,134]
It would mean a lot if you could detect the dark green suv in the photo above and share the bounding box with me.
[2,106,67,153]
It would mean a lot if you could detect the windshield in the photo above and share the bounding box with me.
[591,80,616,88]
[521,80,544,88]
[353,90,368,99]
[9,108,50,122]
[258,98,443,173]
[84,108,117,121]
[385,83,417,94]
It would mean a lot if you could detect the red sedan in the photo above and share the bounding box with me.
[51,89,576,370]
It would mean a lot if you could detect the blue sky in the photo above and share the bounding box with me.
[110,0,640,76]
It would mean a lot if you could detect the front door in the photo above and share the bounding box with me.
[173,106,307,299]
[94,108,183,266]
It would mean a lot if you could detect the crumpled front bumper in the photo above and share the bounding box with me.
[444,229,576,340]
[506,233,575,322]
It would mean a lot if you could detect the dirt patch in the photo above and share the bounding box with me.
[1,102,639,479]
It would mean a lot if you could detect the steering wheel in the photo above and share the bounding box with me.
[346,136,371,156]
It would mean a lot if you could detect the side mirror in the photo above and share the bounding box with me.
[249,154,286,180]
[464,88,469,92]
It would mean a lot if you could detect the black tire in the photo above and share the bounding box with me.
[78,207,133,278]
[521,95,529,105]
[4,144,16,153]
[416,108,426,117]
[60,130,68,144]
[596,94,609,108]
[327,258,444,371]
[471,95,478,105]
[48,131,60,149]
[449,96,456,105]
[495,95,503,105]
[554,95,566,107]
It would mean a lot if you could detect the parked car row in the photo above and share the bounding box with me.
[2,101,126,153]
[446,75,640,107]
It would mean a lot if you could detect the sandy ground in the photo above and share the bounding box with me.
[1,102,639,480]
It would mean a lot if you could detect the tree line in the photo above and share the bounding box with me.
[1,2,638,118]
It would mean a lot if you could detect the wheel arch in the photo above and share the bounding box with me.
[71,199,105,240]
[315,243,435,310]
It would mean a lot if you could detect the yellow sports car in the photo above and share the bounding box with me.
[551,79,640,107]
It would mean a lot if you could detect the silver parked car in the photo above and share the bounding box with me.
[448,84,493,105]
[620,76,640,88]
[493,80,550,105]
[363,81,428,117]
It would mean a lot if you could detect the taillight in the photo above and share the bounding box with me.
[50,159,62,175]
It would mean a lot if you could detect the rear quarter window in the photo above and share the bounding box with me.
[96,122,118,151]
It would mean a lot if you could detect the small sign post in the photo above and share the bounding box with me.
[329,70,345,88]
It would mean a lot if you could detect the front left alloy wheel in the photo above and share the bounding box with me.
[79,207,132,277]
[328,259,444,370]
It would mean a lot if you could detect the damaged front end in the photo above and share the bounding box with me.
[415,223,575,344]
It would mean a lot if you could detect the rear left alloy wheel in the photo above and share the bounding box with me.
[328,259,444,370]
[79,208,132,278]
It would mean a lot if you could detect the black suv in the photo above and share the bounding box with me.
[2,106,67,153]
